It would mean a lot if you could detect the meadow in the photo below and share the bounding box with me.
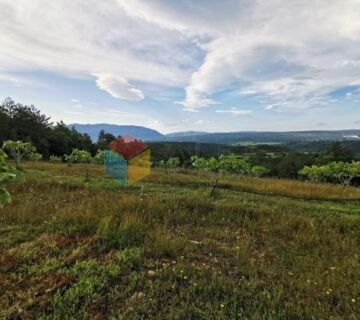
[1,162,360,319]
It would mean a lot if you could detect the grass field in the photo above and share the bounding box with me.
[1,162,360,319]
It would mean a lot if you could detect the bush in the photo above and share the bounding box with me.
[3,140,39,167]
[299,161,360,185]
[251,165,269,177]
[65,149,93,164]
[49,155,62,163]
[166,157,181,169]
[27,152,43,161]
[0,149,15,208]
[93,149,104,164]
[191,154,261,176]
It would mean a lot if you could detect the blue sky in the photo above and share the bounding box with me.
[0,0,360,134]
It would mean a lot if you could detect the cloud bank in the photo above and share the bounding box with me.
[0,0,360,110]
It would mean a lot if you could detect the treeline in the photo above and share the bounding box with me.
[1,97,359,183]
[154,155,360,184]
[0,98,117,158]
[152,141,358,179]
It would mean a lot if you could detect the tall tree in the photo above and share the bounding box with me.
[48,122,96,156]
[96,130,116,150]
[1,98,52,157]
[0,100,10,144]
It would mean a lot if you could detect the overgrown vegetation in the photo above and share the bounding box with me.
[0,161,359,318]
[3,140,42,168]
[300,161,360,185]
[0,149,15,208]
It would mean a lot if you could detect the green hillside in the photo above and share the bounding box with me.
[1,162,359,319]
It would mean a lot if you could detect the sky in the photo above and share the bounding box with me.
[0,0,360,134]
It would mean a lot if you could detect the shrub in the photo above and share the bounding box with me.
[251,165,269,177]
[157,160,166,168]
[93,149,104,164]
[3,140,39,168]
[0,149,15,208]
[27,152,43,161]
[65,149,93,164]
[191,156,207,171]
[166,157,181,169]
[299,161,360,185]
[49,155,62,163]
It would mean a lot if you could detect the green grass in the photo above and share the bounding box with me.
[1,162,359,319]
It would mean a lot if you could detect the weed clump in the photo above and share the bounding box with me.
[148,227,186,259]
[96,215,146,251]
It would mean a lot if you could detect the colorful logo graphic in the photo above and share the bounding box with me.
[104,135,150,186]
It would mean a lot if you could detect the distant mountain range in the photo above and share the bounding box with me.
[69,123,360,145]
[69,124,163,141]
[166,131,207,137]
[163,130,360,144]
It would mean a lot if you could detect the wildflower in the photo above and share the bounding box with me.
[351,298,356,303]
[184,276,187,279]
[330,267,336,271]
[220,303,225,308]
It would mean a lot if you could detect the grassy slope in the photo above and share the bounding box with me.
[1,162,360,319]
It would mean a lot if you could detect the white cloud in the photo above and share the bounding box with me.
[1,0,360,109]
[216,108,252,116]
[117,0,360,109]
[95,74,144,101]
[64,110,84,115]
[0,0,195,100]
